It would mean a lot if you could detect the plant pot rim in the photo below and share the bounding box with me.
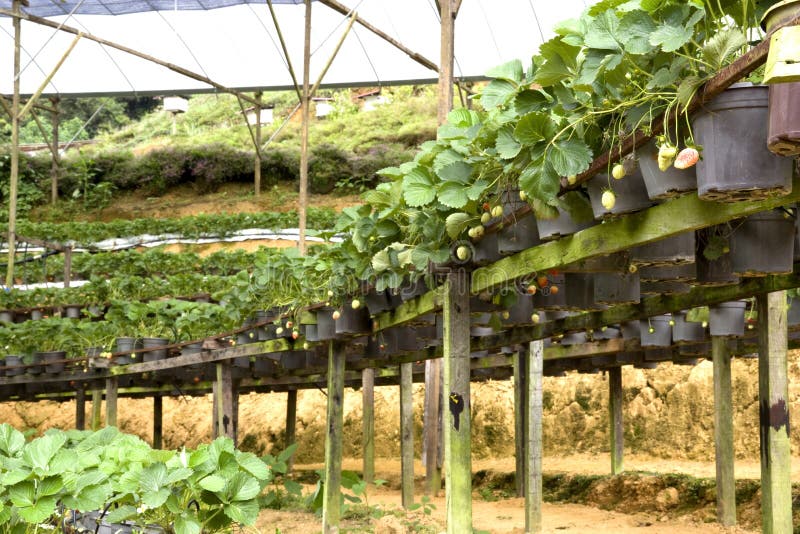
[762,0,800,30]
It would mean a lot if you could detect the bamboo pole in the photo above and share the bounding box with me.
[75,388,85,430]
[608,366,624,475]
[50,97,60,204]
[513,349,526,497]
[6,0,22,288]
[16,33,81,121]
[286,389,297,471]
[105,377,118,427]
[91,389,102,431]
[63,246,71,289]
[308,13,357,98]
[525,340,544,533]
[254,92,263,196]
[266,0,302,102]
[362,368,375,484]
[443,269,471,533]
[756,291,792,533]
[712,335,736,526]
[400,361,414,508]
[423,358,442,495]
[437,0,455,125]
[153,396,163,449]
[322,340,346,533]
[298,0,312,256]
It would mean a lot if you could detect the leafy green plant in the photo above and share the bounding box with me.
[259,443,303,509]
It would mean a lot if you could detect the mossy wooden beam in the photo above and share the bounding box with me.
[322,340,346,533]
[105,377,118,427]
[608,366,624,476]
[756,292,792,533]
[472,181,800,294]
[712,336,736,526]
[423,359,442,496]
[442,270,472,533]
[400,361,415,508]
[362,369,375,484]
[513,349,526,497]
[91,389,102,431]
[373,288,441,332]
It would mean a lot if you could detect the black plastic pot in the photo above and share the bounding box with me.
[397,278,428,302]
[559,331,588,345]
[620,321,641,340]
[0,311,13,323]
[729,210,795,276]
[335,301,371,335]
[26,353,43,375]
[141,337,169,362]
[39,350,66,374]
[637,138,697,199]
[303,324,320,342]
[591,326,620,340]
[113,337,136,365]
[562,252,630,273]
[564,273,606,311]
[498,215,540,255]
[315,308,337,340]
[4,355,23,376]
[768,81,800,156]
[65,305,81,319]
[502,294,534,326]
[631,232,695,267]
[671,312,706,344]
[30,309,43,321]
[587,171,654,219]
[640,281,692,295]
[694,83,793,202]
[638,263,696,282]
[789,298,800,329]
[364,289,393,314]
[593,272,640,305]
[536,206,596,241]
[695,226,740,286]
[472,232,502,265]
[709,301,747,337]
[639,315,672,347]
[181,341,204,357]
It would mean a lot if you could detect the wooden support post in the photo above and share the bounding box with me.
[298,0,311,255]
[254,92,262,196]
[50,96,59,204]
[322,340,346,533]
[525,340,544,534]
[712,335,736,526]
[400,361,414,508]
[6,0,22,288]
[105,377,118,427]
[232,387,239,447]
[91,389,102,431]
[75,388,85,430]
[443,269,471,533]
[437,0,456,125]
[215,362,235,440]
[63,246,72,289]
[423,358,442,495]
[362,368,375,484]
[513,349,527,497]
[756,291,792,533]
[212,378,219,438]
[153,396,163,449]
[608,366,624,475]
[286,389,297,470]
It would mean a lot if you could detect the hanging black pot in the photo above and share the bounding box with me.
[709,300,747,337]
[591,326,620,340]
[252,356,276,375]
[26,353,44,376]
[564,273,606,311]
[498,215,540,255]
[0,311,13,324]
[397,278,428,302]
[30,309,43,321]
[471,232,502,266]
[532,273,567,310]
[768,81,800,156]
[364,288,392,314]
[640,280,692,295]
[620,321,641,340]
[181,341,204,357]
[695,226,740,286]
[113,337,136,365]
[559,331,588,345]
[637,138,697,199]
[303,324,320,342]
[39,351,66,374]
[502,294,534,326]
[631,231,695,267]
[562,252,630,273]
[587,171,654,219]
[4,355,23,377]
[729,209,795,276]
[64,306,82,319]
[639,315,672,347]
[788,297,800,329]
[536,206,596,241]
[141,338,169,362]
[335,300,371,335]
[671,312,706,344]
[315,307,337,340]
[593,272,640,305]
[638,263,696,282]
[694,83,793,202]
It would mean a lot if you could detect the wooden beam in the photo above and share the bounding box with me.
[437,0,455,125]
[0,9,261,107]
[756,291,792,533]
[153,396,163,449]
[423,358,442,495]
[513,348,526,497]
[374,289,441,332]
[286,389,297,471]
[75,388,85,431]
[318,0,438,73]
[400,361,415,508]
[525,340,544,533]
[322,340,346,533]
[215,362,235,440]
[608,366,623,475]
[362,368,375,484]
[298,0,312,256]
[473,181,800,294]
[442,270,471,533]
[91,389,102,431]
[712,336,735,526]
[105,377,118,427]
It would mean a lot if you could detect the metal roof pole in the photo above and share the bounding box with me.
[298,0,312,256]
[50,97,60,204]
[254,92,263,196]
[5,0,25,289]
